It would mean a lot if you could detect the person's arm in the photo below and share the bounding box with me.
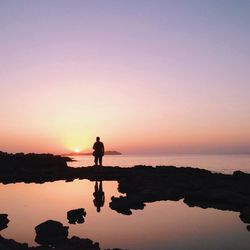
[102,143,105,155]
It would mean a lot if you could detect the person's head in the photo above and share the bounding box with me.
[96,136,100,142]
[97,207,101,213]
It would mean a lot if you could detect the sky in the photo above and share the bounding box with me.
[0,0,250,154]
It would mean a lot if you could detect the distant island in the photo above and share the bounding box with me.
[64,151,122,156]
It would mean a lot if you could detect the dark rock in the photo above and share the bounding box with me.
[0,152,71,173]
[55,236,100,250]
[0,234,101,250]
[240,207,250,224]
[67,208,86,224]
[0,216,100,249]
[110,196,145,215]
[35,220,68,246]
[105,249,128,250]
[184,189,250,211]
[0,235,29,250]
[233,170,247,177]
[0,213,9,231]
[133,165,153,169]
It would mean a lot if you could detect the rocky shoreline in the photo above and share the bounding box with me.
[1,152,250,226]
[1,152,250,248]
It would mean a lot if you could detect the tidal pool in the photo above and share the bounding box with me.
[0,180,250,250]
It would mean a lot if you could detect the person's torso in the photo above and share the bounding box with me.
[94,142,103,152]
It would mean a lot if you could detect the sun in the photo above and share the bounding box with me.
[74,147,80,153]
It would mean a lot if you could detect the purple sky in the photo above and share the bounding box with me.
[0,1,250,154]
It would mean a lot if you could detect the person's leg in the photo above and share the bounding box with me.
[99,156,103,166]
[94,156,98,166]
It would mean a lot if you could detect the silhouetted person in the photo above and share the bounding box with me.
[93,181,105,213]
[93,136,104,166]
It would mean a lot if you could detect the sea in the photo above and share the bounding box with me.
[1,154,250,250]
[67,153,250,174]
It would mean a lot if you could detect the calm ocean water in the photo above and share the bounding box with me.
[67,154,250,174]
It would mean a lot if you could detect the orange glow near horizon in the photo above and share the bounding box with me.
[1,123,250,155]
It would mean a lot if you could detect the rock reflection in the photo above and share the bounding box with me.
[34,220,100,249]
[0,213,9,231]
[0,220,100,249]
[110,196,145,215]
[0,218,127,250]
[93,181,105,213]
[108,167,250,232]
[35,220,69,246]
[67,208,86,224]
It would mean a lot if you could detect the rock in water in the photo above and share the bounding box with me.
[35,220,68,246]
[67,208,87,224]
[0,214,9,231]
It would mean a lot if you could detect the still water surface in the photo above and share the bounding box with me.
[0,179,250,250]
[1,154,250,249]
[68,154,250,174]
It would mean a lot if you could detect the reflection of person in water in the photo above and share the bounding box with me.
[93,181,105,213]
